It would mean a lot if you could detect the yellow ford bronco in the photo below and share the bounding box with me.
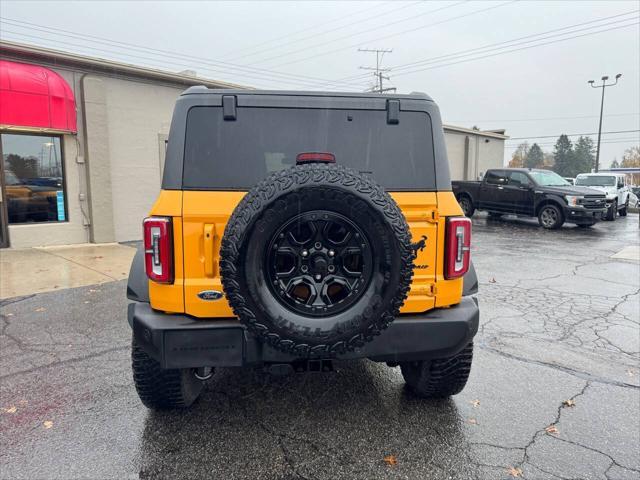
[127,89,479,409]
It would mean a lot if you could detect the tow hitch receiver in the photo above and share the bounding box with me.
[266,360,335,376]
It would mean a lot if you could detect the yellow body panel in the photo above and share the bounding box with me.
[147,189,466,318]
[182,191,246,318]
[148,190,184,313]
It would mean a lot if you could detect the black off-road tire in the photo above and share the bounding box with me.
[606,201,617,221]
[458,195,475,217]
[619,199,628,217]
[538,204,564,229]
[400,343,473,398]
[132,337,204,409]
[220,163,415,358]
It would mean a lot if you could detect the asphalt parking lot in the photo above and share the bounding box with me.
[1,213,638,480]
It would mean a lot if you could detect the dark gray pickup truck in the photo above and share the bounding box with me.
[452,168,608,229]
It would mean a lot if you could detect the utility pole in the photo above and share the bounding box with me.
[358,48,396,93]
[588,73,622,172]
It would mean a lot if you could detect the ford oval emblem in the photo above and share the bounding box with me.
[198,290,223,301]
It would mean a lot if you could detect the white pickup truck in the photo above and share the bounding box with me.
[574,173,631,221]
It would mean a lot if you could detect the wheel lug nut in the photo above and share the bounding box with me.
[315,274,322,281]
[301,265,308,273]
[314,242,322,250]
[328,265,335,273]
[328,250,335,257]
[301,250,309,257]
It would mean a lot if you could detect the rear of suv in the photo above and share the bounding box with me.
[127,89,479,409]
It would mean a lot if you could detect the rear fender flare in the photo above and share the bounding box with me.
[462,261,478,296]
[127,247,149,303]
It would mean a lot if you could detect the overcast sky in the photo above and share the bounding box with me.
[1,0,638,166]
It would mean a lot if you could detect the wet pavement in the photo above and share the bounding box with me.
[0,243,136,299]
[1,213,638,480]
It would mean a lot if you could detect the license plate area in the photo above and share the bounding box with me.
[164,328,244,368]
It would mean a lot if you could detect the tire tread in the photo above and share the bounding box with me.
[220,164,416,358]
[131,338,202,409]
[401,343,473,398]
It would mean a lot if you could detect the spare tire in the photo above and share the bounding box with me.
[220,163,415,358]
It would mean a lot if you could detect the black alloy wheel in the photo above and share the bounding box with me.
[266,211,373,317]
[538,204,564,229]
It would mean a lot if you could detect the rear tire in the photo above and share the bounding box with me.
[606,201,617,221]
[458,196,475,217]
[619,199,628,217]
[400,343,473,398]
[537,204,564,229]
[132,337,205,409]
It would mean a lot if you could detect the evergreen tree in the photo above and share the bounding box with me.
[610,158,620,168]
[525,143,544,168]
[573,136,595,175]
[552,135,574,177]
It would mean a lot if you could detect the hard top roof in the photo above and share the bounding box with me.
[576,172,622,176]
[181,86,433,101]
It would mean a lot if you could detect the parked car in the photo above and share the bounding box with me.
[452,168,608,229]
[574,173,631,220]
[126,89,479,409]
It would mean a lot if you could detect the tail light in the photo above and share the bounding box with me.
[143,217,174,284]
[445,217,471,279]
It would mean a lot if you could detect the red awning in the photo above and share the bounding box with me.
[0,60,77,133]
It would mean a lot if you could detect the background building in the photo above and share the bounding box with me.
[0,41,506,248]
[443,125,508,181]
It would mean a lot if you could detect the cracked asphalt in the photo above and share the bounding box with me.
[1,213,638,480]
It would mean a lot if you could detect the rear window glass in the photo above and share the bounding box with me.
[182,107,435,190]
[485,170,507,185]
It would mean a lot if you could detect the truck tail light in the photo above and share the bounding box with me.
[445,217,471,279]
[143,217,174,284]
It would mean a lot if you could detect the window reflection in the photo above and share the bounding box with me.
[1,134,66,224]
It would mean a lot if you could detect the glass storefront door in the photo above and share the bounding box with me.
[0,162,8,248]
[0,133,67,238]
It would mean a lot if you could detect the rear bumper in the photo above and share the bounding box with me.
[564,206,607,224]
[128,297,479,368]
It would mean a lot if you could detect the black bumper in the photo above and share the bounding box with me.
[128,297,479,368]
[564,206,607,224]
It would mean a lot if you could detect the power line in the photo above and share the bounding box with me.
[216,1,394,59]
[448,112,640,123]
[388,9,639,74]
[390,21,638,78]
[245,1,468,66]
[0,18,368,90]
[263,0,517,69]
[0,30,361,90]
[317,9,639,87]
[507,129,639,140]
[505,138,639,149]
[220,1,425,62]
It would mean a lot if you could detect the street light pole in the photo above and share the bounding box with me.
[588,73,622,172]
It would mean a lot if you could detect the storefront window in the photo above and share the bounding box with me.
[1,133,67,224]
